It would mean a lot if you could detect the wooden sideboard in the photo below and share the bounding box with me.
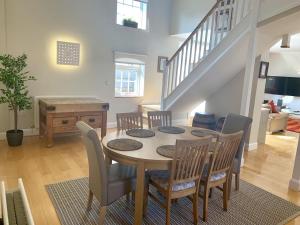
[39,98,109,147]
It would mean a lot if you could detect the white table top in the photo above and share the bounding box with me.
[102,126,218,162]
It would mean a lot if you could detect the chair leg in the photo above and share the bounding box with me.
[132,191,135,201]
[235,173,240,191]
[209,188,213,198]
[202,185,209,222]
[228,174,233,200]
[166,197,172,225]
[98,206,107,225]
[143,186,148,216]
[126,193,130,201]
[223,183,228,211]
[192,193,199,225]
[87,190,93,211]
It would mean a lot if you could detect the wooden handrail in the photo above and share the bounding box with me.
[167,0,222,65]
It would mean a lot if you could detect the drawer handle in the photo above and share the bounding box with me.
[89,118,96,123]
[62,120,69,125]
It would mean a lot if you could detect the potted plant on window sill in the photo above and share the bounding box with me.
[0,54,36,147]
[123,18,138,29]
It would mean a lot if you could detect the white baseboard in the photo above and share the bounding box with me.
[0,128,39,141]
[246,142,258,151]
[289,178,300,191]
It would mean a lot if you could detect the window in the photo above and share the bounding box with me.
[117,0,148,30]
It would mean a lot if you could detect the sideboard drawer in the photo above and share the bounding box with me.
[80,115,102,128]
[53,117,77,128]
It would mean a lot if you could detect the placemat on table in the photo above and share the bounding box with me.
[126,129,155,138]
[107,138,143,151]
[191,129,219,138]
[156,145,176,158]
[158,126,185,134]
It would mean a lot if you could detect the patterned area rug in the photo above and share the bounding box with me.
[287,118,300,133]
[46,178,300,225]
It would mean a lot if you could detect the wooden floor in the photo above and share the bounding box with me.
[0,130,300,225]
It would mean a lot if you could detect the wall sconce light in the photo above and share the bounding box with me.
[57,41,80,65]
[281,34,290,48]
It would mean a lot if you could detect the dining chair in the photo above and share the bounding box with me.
[200,131,243,222]
[221,113,252,190]
[76,121,137,224]
[116,112,143,131]
[147,111,172,128]
[192,113,216,130]
[146,137,212,225]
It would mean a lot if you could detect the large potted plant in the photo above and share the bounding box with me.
[0,54,36,147]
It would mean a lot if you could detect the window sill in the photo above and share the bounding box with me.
[116,24,149,33]
[114,96,144,98]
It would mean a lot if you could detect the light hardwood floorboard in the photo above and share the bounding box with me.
[0,131,299,224]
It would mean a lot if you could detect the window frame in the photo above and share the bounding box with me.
[114,61,145,98]
[116,0,150,32]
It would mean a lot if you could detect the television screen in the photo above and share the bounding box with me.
[286,77,300,97]
[265,76,287,95]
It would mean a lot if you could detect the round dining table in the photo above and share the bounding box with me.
[102,126,219,225]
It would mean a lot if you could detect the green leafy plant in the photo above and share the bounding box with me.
[0,54,36,132]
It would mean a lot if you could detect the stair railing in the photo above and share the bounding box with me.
[161,0,253,105]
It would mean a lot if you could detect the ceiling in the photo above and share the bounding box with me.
[270,33,300,53]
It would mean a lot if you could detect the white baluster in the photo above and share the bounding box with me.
[214,1,222,47]
[179,47,184,83]
[240,0,246,20]
[188,37,194,74]
[182,45,188,80]
[198,25,204,61]
[209,14,215,53]
[193,29,199,66]
[232,0,239,27]
[203,18,210,57]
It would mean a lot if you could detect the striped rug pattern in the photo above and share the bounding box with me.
[46,177,300,225]
[287,118,300,133]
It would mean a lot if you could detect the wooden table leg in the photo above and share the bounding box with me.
[134,162,145,225]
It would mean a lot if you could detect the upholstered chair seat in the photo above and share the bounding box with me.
[201,165,226,182]
[148,170,195,192]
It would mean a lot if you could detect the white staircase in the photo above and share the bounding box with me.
[161,0,254,112]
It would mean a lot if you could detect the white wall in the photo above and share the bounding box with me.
[269,52,300,76]
[170,0,215,35]
[0,0,181,132]
[259,0,300,22]
[205,69,245,118]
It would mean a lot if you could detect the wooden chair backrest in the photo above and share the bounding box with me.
[147,111,172,128]
[209,131,243,177]
[170,137,212,186]
[116,112,143,131]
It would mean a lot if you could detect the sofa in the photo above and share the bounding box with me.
[262,104,289,133]
[267,112,289,133]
